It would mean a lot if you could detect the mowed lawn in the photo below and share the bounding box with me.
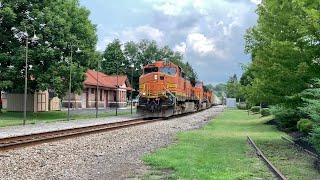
[143,109,319,179]
[0,110,132,127]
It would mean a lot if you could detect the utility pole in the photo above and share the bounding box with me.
[96,60,99,118]
[23,33,28,125]
[116,62,118,116]
[67,46,73,121]
[130,64,134,114]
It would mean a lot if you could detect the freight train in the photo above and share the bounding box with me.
[137,60,219,118]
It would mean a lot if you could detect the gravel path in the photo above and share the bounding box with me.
[0,115,139,138]
[0,106,224,180]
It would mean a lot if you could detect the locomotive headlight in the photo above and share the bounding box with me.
[154,74,158,80]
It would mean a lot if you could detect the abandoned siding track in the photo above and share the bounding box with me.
[247,136,288,180]
[0,118,155,151]
[281,136,320,160]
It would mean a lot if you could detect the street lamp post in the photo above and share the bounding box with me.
[96,61,99,118]
[96,58,105,118]
[23,32,29,125]
[130,64,134,114]
[23,28,39,125]
[67,46,81,121]
[115,61,124,116]
[116,62,119,116]
[67,46,73,121]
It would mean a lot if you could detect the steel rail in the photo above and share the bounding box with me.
[0,118,155,151]
[247,136,288,180]
[281,136,319,159]
[0,106,220,151]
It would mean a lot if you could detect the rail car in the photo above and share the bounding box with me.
[137,60,216,118]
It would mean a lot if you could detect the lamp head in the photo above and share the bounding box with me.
[76,47,82,53]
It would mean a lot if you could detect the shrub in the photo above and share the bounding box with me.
[250,106,260,113]
[297,119,314,134]
[260,108,271,117]
[270,105,300,130]
[237,102,247,110]
[299,79,320,122]
[310,125,320,153]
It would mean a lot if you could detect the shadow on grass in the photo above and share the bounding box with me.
[143,110,320,179]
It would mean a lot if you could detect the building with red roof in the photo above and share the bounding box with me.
[5,69,131,112]
[62,69,132,109]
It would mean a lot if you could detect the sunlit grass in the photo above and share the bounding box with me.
[143,109,319,179]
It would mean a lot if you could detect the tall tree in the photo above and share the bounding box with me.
[123,41,140,92]
[226,74,242,100]
[0,0,97,98]
[244,0,320,106]
[121,39,198,94]
[101,39,127,75]
[212,83,226,98]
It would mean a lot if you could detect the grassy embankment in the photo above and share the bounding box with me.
[0,110,132,127]
[143,109,319,179]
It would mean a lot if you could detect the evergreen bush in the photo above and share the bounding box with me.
[297,119,313,134]
[310,126,320,154]
[250,106,260,113]
[260,108,271,116]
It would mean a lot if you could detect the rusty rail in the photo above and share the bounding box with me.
[281,136,319,159]
[0,118,155,151]
[247,136,288,180]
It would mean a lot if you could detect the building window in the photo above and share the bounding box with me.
[100,89,103,101]
[91,88,94,94]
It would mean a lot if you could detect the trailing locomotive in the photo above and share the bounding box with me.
[137,60,215,118]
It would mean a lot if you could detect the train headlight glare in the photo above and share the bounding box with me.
[154,75,158,80]
[142,92,146,95]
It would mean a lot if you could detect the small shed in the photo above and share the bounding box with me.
[7,91,50,112]
[226,98,237,108]
[1,91,7,109]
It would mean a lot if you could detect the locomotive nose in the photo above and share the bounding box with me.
[139,72,166,97]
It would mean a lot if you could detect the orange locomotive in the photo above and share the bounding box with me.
[138,60,214,117]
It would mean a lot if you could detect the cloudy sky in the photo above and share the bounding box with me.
[79,0,260,85]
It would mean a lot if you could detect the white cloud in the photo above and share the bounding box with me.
[222,18,241,36]
[186,33,216,55]
[96,36,114,51]
[150,0,190,16]
[192,0,207,15]
[217,21,224,26]
[122,25,165,43]
[96,25,164,51]
[250,0,261,5]
[174,42,187,54]
[149,0,211,16]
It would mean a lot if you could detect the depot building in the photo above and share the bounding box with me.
[4,69,132,112]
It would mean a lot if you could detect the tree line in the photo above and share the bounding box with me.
[100,39,198,95]
[0,0,198,101]
[226,0,320,152]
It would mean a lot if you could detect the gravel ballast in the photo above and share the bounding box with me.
[0,115,138,139]
[0,106,224,180]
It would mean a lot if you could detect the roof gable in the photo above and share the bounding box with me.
[84,70,131,89]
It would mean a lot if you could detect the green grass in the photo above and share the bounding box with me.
[0,110,132,127]
[143,109,320,180]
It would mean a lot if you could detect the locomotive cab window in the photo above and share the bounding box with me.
[144,67,158,74]
[160,67,177,76]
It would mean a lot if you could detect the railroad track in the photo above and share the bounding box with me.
[247,136,288,180]
[0,106,220,151]
[0,118,157,151]
[281,136,319,159]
